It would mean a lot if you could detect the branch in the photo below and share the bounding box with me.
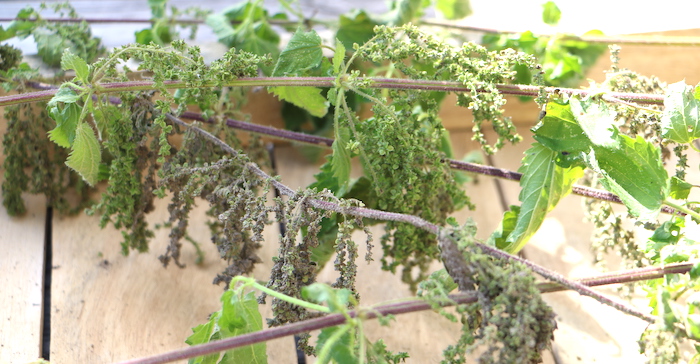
[0,77,666,108]
[116,262,693,364]
[166,113,656,325]
[13,81,665,214]
[178,110,679,215]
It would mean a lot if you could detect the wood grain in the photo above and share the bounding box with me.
[0,194,47,363]
[49,188,296,363]
[0,103,48,363]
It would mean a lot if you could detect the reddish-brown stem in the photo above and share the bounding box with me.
[116,262,694,364]
[168,114,657,323]
[179,111,678,215]
[0,77,666,108]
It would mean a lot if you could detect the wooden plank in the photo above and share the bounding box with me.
[50,189,297,362]
[0,101,48,363]
[0,194,47,363]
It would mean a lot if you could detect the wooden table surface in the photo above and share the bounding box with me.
[3,1,700,363]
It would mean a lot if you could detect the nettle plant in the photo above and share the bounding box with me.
[2,1,700,363]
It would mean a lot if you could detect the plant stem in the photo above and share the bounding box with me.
[178,110,679,215]
[116,262,694,364]
[167,114,656,325]
[664,199,700,221]
[231,277,330,314]
[0,77,666,108]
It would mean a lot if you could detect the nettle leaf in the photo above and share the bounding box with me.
[336,10,379,50]
[302,283,352,313]
[487,205,520,250]
[47,101,81,148]
[61,49,89,83]
[569,97,619,148]
[380,0,424,26]
[206,2,280,62]
[66,122,101,186]
[587,135,668,220]
[670,176,693,200]
[331,126,352,189]
[217,291,267,364]
[49,85,81,106]
[270,86,328,118]
[661,81,700,144]
[270,28,328,117]
[541,1,561,25]
[531,99,588,167]
[489,143,583,253]
[435,0,472,20]
[316,326,355,364]
[186,320,219,364]
[272,28,324,76]
[333,39,346,74]
[186,291,266,364]
[535,97,668,220]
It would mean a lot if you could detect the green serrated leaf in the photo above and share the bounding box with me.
[542,1,561,25]
[670,176,693,200]
[47,101,81,148]
[435,0,472,20]
[270,86,328,118]
[570,97,619,148]
[302,283,352,313]
[66,122,101,186]
[336,10,378,51]
[272,28,324,76]
[661,81,700,144]
[331,126,352,189]
[206,3,280,66]
[488,206,519,249]
[216,291,267,363]
[186,321,220,364]
[316,326,355,364]
[587,135,668,220]
[380,0,424,26]
[492,143,583,253]
[333,39,346,74]
[49,86,81,106]
[60,49,89,83]
[532,99,589,167]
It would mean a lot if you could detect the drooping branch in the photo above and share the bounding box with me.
[179,110,678,215]
[116,262,693,364]
[166,113,656,324]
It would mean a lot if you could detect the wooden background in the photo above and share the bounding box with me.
[3,1,700,362]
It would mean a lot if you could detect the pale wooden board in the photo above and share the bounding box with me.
[0,101,48,364]
[586,29,700,86]
[489,127,649,363]
[0,194,47,364]
[49,189,297,362]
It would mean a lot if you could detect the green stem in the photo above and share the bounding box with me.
[315,323,354,363]
[230,276,330,313]
[664,199,700,221]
